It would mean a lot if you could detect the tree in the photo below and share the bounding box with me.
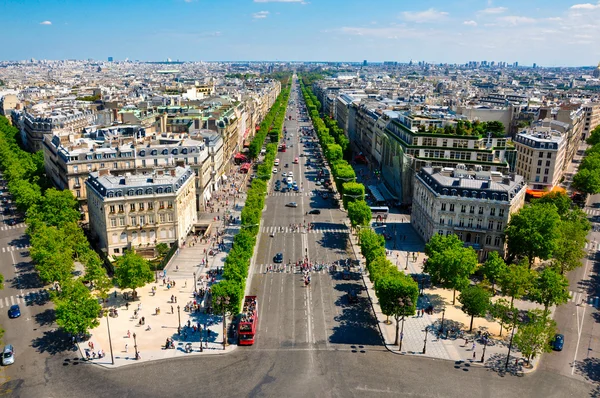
[9,179,42,212]
[458,285,491,332]
[424,235,478,304]
[586,125,600,146]
[113,250,154,294]
[480,251,507,295]
[483,120,505,137]
[497,261,535,307]
[530,267,570,314]
[341,182,365,209]
[572,168,600,195]
[504,203,561,267]
[30,224,75,284]
[424,233,463,257]
[533,191,572,217]
[82,252,112,302]
[552,219,588,275]
[326,143,343,162]
[27,188,80,228]
[490,298,512,337]
[211,279,244,315]
[375,273,419,345]
[155,243,170,258]
[347,200,372,229]
[513,309,557,365]
[53,280,101,336]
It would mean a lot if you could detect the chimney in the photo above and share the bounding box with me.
[99,168,110,177]
[170,169,176,177]
[176,160,185,168]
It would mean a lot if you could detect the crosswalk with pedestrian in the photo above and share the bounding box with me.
[0,289,50,308]
[568,290,599,307]
[0,244,30,253]
[253,263,331,274]
[0,223,26,231]
[261,226,348,234]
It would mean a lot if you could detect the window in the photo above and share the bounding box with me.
[476,219,482,229]
[130,216,136,226]
[167,213,174,222]
[449,204,455,212]
[441,203,447,211]
[73,165,78,173]
[490,208,496,216]
[468,219,473,228]
[154,159,158,166]
[474,235,480,244]
[439,218,445,225]
[488,220,494,230]
[118,204,124,213]
[494,236,502,246]
[139,203,144,211]
[109,205,116,213]
[113,162,118,169]
[499,209,505,217]
[538,160,542,166]
[469,206,475,214]
[114,248,120,254]
[546,160,551,167]
[496,222,503,231]
[539,152,543,157]
[167,201,173,209]
[110,219,117,227]
[159,201,165,209]
[461,205,466,213]
[547,152,552,159]
[148,215,155,224]
[119,217,126,226]
[448,219,453,226]
[148,202,154,210]
[159,213,166,223]
[130,204,136,212]
[543,176,548,183]
[478,207,484,215]
[536,168,541,174]
[439,230,444,236]
[139,215,145,225]
[459,218,465,227]
[544,168,549,175]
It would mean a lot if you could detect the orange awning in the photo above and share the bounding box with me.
[526,186,567,198]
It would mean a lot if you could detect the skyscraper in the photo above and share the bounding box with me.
[108,56,113,62]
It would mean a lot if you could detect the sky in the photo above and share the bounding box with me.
[2,0,600,66]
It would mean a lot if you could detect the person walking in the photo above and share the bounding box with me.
[125,344,128,353]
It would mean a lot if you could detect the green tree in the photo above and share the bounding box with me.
[30,225,75,284]
[586,125,600,146]
[552,219,588,274]
[341,182,365,209]
[572,168,600,195]
[533,191,572,217]
[9,179,42,212]
[490,298,512,337]
[424,233,463,257]
[82,252,112,303]
[530,267,570,314]
[424,235,478,304]
[113,250,154,294]
[347,200,372,229]
[480,251,507,295]
[513,309,557,365]
[483,120,506,137]
[155,243,170,258]
[53,280,101,336]
[326,143,343,162]
[458,285,491,332]
[211,279,244,315]
[375,273,419,345]
[504,203,561,267]
[498,261,535,307]
[27,188,80,228]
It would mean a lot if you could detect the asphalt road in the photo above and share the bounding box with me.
[2,78,597,398]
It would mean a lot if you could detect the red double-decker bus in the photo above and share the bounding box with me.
[238,296,258,345]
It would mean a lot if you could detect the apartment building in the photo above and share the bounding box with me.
[514,123,567,193]
[21,107,95,151]
[582,103,600,140]
[86,165,196,257]
[411,165,526,260]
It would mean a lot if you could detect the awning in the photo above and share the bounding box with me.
[240,163,252,171]
[368,185,386,203]
[235,153,248,160]
[378,183,398,201]
[526,185,567,198]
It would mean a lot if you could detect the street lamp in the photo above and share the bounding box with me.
[133,332,139,360]
[105,311,115,365]
[193,272,197,294]
[481,333,489,363]
[177,305,181,335]
[504,310,518,371]
[397,297,413,352]
[216,296,230,350]
[440,308,446,337]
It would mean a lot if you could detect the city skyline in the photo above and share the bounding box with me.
[2,0,600,66]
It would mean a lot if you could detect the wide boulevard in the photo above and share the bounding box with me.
[1,78,597,398]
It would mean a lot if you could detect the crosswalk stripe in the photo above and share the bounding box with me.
[9,296,14,305]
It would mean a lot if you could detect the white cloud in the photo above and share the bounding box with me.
[39,20,52,25]
[478,7,508,14]
[463,20,478,26]
[252,11,269,19]
[496,15,536,26]
[570,2,600,9]
[401,8,448,23]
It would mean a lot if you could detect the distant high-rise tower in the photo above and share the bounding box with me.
[363,60,367,66]
[108,56,113,62]
[533,63,537,68]
[593,62,600,78]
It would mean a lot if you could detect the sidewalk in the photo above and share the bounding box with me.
[80,171,248,368]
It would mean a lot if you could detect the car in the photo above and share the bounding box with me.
[552,334,564,351]
[8,219,16,226]
[286,202,298,207]
[308,209,321,215]
[2,345,14,366]
[287,177,293,184]
[274,185,280,191]
[282,172,287,177]
[288,171,294,178]
[272,168,278,174]
[273,253,284,263]
[315,181,322,186]
[281,187,289,193]
[292,181,298,188]
[293,186,299,191]
[347,290,358,304]
[8,305,20,319]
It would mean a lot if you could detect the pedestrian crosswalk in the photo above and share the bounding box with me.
[261,226,348,234]
[270,191,314,197]
[253,263,331,274]
[1,244,30,253]
[568,290,599,307]
[0,223,25,231]
[584,208,600,217]
[0,289,50,308]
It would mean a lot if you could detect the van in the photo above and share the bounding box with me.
[2,345,14,365]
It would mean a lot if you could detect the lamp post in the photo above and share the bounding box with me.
[105,312,115,365]
[133,332,139,360]
[177,305,181,335]
[193,272,197,294]
[504,310,518,371]
[216,296,230,350]
[481,333,489,363]
[405,251,409,270]
[423,326,429,354]
[397,297,412,352]
[440,308,446,337]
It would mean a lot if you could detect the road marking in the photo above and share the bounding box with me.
[572,253,593,375]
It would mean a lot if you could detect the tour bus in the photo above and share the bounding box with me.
[238,296,258,346]
[369,206,389,219]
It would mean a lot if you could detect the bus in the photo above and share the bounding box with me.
[369,206,389,219]
[238,296,258,345]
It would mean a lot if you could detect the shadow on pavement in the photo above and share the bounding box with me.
[11,261,44,290]
[575,357,600,386]
[34,308,56,327]
[32,328,78,355]
[484,352,525,377]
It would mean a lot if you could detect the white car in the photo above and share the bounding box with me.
[273,168,278,174]
[274,159,280,166]
[287,177,293,184]
[288,171,294,178]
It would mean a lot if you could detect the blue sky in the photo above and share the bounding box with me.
[2,0,599,66]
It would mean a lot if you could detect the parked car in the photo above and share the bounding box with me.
[8,305,20,319]
[2,345,14,366]
[286,202,298,208]
[552,334,564,351]
[307,209,321,215]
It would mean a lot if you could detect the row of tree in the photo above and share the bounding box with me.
[211,79,291,315]
[572,125,600,195]
[299,77,372,228]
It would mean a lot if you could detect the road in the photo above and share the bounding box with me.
[2,79,597,398]
[542,192,600,386]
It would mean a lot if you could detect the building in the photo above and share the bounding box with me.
[21,108,95,151]
[514,123,567,193]
[108,57,113,62]
[0,94,19,118]
[86,165,196,257]
[582,102,600,140]
[411,166,526,260]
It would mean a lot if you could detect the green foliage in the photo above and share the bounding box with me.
[82,251,112,301]
[27,188,80,228]
[113,250,154,292]
[347,200,372,228]
[533,191,572,217]
[504,203,561,267]
[513,309,557,364]
[30,224,75,284]
[458,285,491,332]
[490,298,513,337]
[53,279,102,336]
[498,261,536,307]
[75,94,101,102]
[586,125,600,146]
[424,234,478,304]
[155,243,170,258]
[211,279,244,315]
[480,252,507,294]
[375,273,419,345]
[572,168,600,195]
[342,181,365,208]
[530,266,570,313]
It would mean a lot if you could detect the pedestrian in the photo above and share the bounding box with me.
[171,305,174,314]
[472,342,476,351]
[127,330,131,338]
[125,344,128,353]
[473,351,476,360]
